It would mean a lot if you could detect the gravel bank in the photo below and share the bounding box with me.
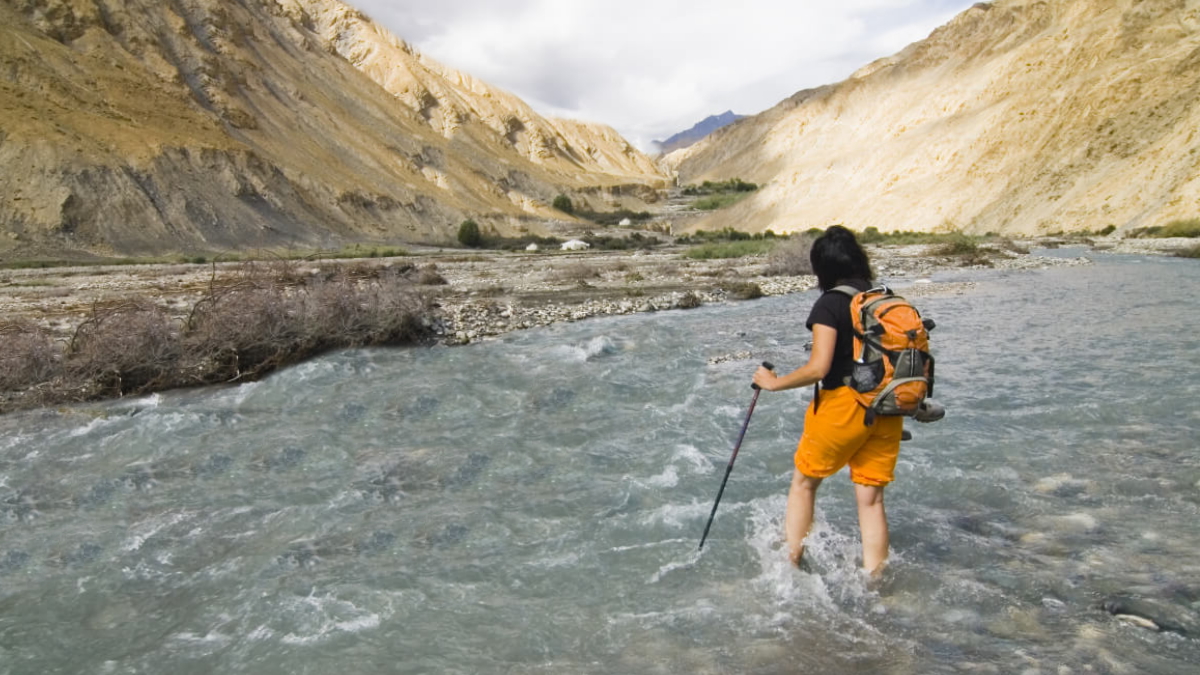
[0,242,1096,348]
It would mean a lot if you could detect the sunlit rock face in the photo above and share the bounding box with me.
[0,0,666,257]
[666,0,1200,236]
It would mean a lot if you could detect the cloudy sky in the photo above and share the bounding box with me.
[351,0,979,151]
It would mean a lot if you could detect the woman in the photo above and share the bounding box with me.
[752,226,904,574]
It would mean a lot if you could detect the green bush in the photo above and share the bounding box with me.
[552,195,574,214]
[1160,219,1200,238]
[681,178,758,195]
[931,233,981,256]
[457,219,483,248]
[583,232,661,250]
[682,240,773,259]
[693,193,751,210]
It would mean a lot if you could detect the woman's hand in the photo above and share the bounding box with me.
[753,365,778,391]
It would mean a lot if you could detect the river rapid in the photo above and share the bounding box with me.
[1,252,1198,674]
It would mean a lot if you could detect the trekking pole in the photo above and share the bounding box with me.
[698,361,774,550]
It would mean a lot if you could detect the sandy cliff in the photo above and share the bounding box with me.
[0,0,666,257]
[667,0,1200,235]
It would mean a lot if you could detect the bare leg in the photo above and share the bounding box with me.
[854,483,889,574]
[785,470,823,566]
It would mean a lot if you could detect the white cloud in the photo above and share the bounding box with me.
[351,0,979,150]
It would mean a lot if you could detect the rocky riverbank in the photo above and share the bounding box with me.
[0,240,1097,349]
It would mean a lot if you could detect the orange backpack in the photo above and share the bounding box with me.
[832,285,936,425]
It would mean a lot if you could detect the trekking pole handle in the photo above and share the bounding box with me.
[751,361,775,390]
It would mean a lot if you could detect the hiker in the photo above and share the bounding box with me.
[752,225,903,574]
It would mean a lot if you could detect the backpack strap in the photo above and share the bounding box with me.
[813,286,858,413]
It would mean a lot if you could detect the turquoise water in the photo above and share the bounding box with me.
[1,253,1198,674]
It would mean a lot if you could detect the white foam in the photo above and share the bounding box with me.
[648,549,702,584]
[638,501,708,528]
[671,444,712,474]
[640,466,679,488]
[277,590,383,645]
[121,510,194,552]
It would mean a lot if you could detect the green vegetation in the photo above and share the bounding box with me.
[679,178,759,211]
[692,193,750,211]
[552,194,574,214]
[457,219,483,248]
[582,232,662,251]
[1128,219,1200,238]
[682,240,773,260]
[1160,218,1200,237]
[675,227,776,245]
[930,232,981,256]
[681,178,758,195]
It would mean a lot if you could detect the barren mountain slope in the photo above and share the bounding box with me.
[0,0,666,258]
[667,0,1200,235]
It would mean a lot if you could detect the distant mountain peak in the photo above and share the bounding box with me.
[652,111,744,155]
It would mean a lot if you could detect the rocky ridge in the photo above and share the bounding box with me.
[0,0,666,259]
[667,0,1200,236]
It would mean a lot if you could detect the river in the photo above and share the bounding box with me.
[1,251,1197,674]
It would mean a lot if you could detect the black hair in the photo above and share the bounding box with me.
[809,225,874,291]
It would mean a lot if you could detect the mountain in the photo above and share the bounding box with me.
[0,0,667,258]
[652,111,744,155]
[665,0,1200,236]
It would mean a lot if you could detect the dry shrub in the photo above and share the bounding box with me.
[765,235,815,276]
[1,262,433,412]
[726,281,765,300]
[676,291,703,309]
[0,321,62,392]
[412,264,448,286]
[548,262,601,283]
[68,300,181,395]
[186,274,431,381]
[185,281,306,381]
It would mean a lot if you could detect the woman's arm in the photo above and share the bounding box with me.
[752,324,837,392]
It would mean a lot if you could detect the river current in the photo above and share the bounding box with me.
[1,252,1198,674]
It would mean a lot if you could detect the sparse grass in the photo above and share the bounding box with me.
[682,240,773,259]
[1160,219,1200,238]
[1127,219,1200,238]
[931,233,982,256]
[692,193,752,210]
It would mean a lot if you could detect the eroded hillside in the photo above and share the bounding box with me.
[667,0,1200,235]
[0,0,667,258]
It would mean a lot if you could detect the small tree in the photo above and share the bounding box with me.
[552,194,574,214]
[457,219,483,248]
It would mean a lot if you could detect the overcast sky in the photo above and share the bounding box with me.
[351,1,979,151]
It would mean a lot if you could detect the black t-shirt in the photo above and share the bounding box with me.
[805,278,871,390]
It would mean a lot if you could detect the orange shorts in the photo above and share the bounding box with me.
[795,385,904,487]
